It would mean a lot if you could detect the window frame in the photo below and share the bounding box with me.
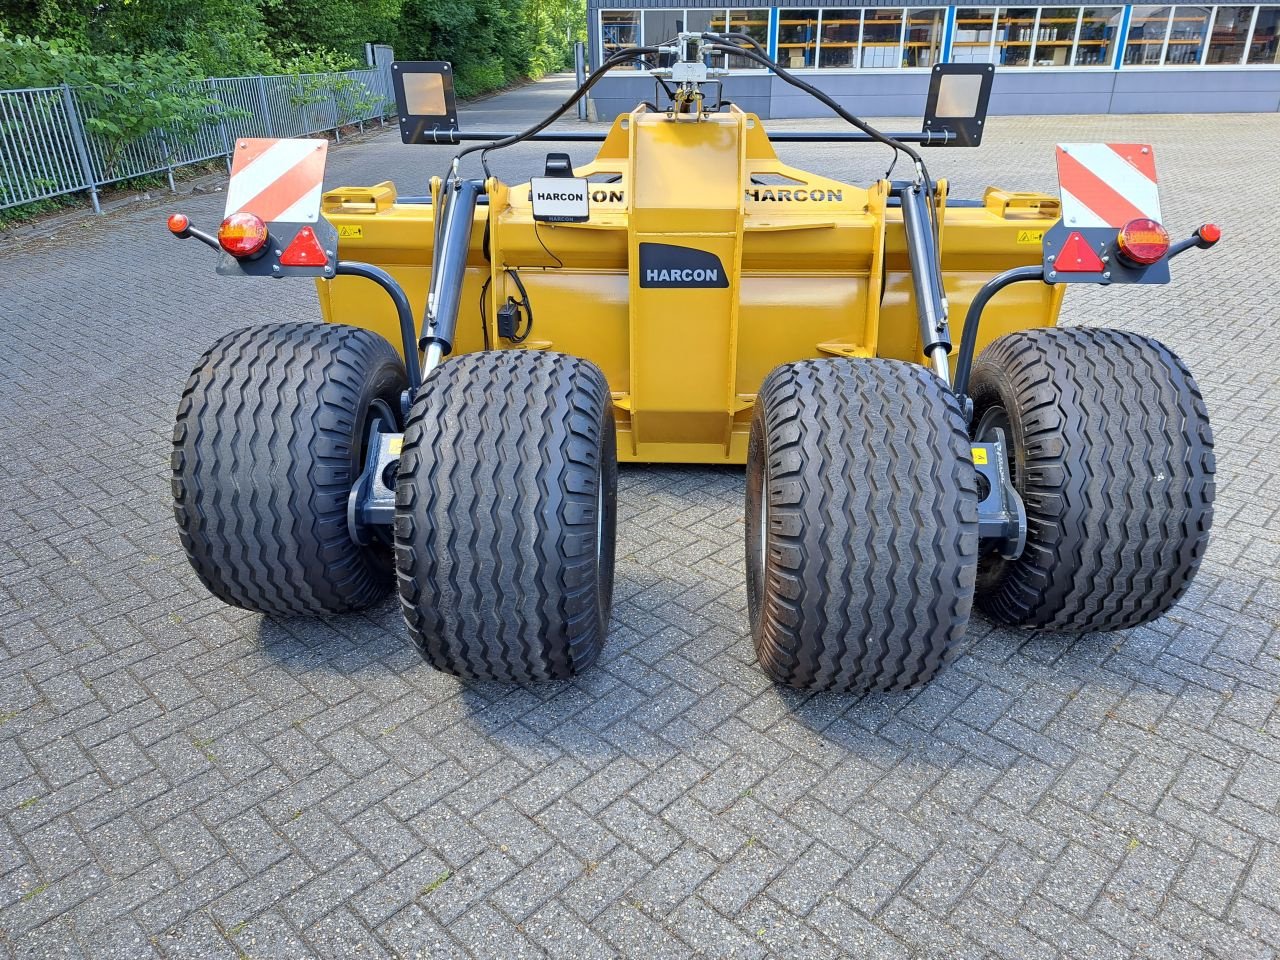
[1119,4,1269,67]
[1071,6,1124,66]
[1245,4,1279,62]
[1203,4,1260,65]
[594,4,1280,73]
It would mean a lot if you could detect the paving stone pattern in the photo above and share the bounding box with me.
[1,76,1278,958]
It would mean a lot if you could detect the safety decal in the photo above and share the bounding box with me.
[1055,143,1160,229]
[1016,229,1044,245]
[971,448,989,465]
[224,138,328,224]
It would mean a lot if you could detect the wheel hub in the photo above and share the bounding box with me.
[970,408,1028,561]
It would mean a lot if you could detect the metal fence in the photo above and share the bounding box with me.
[0,66,395,215]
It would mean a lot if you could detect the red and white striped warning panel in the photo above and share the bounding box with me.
[224,138,327,223]
[1055,143,1161,229]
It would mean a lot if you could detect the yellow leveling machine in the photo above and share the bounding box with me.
[167,32,1219,692]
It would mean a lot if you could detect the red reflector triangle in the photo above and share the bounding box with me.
[1056,231,1105,273]
[279,226,328,266]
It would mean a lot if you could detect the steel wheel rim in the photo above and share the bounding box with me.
[975,403,1016,485]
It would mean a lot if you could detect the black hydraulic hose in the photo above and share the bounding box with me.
[337,261,424,391]
[449,47,665,178]
[702,37,928,175]
[951,265,1046,401]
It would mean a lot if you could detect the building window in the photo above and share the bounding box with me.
[600,4,1280,75]
[953,7,999,61]
[716,9,771,67]
[998,7,1040,65]
[1075,7,1122,64]
[602,10,641,60]
[1031,7,1082,65]
[779,9,821,67]
[643,9,685,49]
[1124,5,1171,63]
[1207,5,1255,62]
[1249,5,1280,62]
[820,9,861,67]
[1164,6,1212,64]
[905,8,946,65]
[862,8,906,66]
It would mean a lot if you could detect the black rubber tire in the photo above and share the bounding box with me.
[746,358,979,692]
[172,322,407,616]
[394,350,617,682]
[969,327,1215,631]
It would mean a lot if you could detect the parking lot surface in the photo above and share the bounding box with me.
[1,75,1278,959]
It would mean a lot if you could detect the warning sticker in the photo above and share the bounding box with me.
[971,447,989,465]
[1017,229,1044,245]
[225,138,327,223]
[1056,143,1161,229]
[337,224,363,239]
[388,437,403,456]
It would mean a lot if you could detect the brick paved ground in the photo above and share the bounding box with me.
[1,75,1278,959]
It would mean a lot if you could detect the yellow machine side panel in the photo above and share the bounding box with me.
[877,207,1064,364]
[318,116,1068,465]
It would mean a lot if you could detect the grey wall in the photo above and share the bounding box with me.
[1111,70,1280,113]
[589,69,1280,119]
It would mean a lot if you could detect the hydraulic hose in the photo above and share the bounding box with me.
[448,47,666,179]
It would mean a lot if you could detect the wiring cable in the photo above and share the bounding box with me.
[504,268,533,344]
[479,269,534,344]
[478,275,492,350]
[533,221,565,268]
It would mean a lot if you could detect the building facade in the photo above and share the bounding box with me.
[586,1,1280,116]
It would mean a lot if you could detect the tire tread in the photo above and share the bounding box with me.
[749,358,979,692]
[172,322,405,616]
[394,350,615,682]
[970,327,1215,631]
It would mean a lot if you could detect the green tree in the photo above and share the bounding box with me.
[2,0,586,96]
[265,0,401,63]
[1,0,277,74]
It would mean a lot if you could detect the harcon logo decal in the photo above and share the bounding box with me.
[638,243,730,289]
[744,187,842,202]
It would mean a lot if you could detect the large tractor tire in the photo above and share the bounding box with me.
[969,327,1215,631]
[746,358,979,692]
[395,350,617,682]
[172,322,408,615]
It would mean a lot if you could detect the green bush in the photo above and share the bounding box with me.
[1,1,585,100]
[0,0,586,215]
[0,35,226,178]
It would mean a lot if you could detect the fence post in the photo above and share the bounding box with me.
[210,78,233,173]
[329,79,341,142]
[255,75,274,137]
[158,128,176,193]
[576,42,588,121]
[60,84,100,214]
